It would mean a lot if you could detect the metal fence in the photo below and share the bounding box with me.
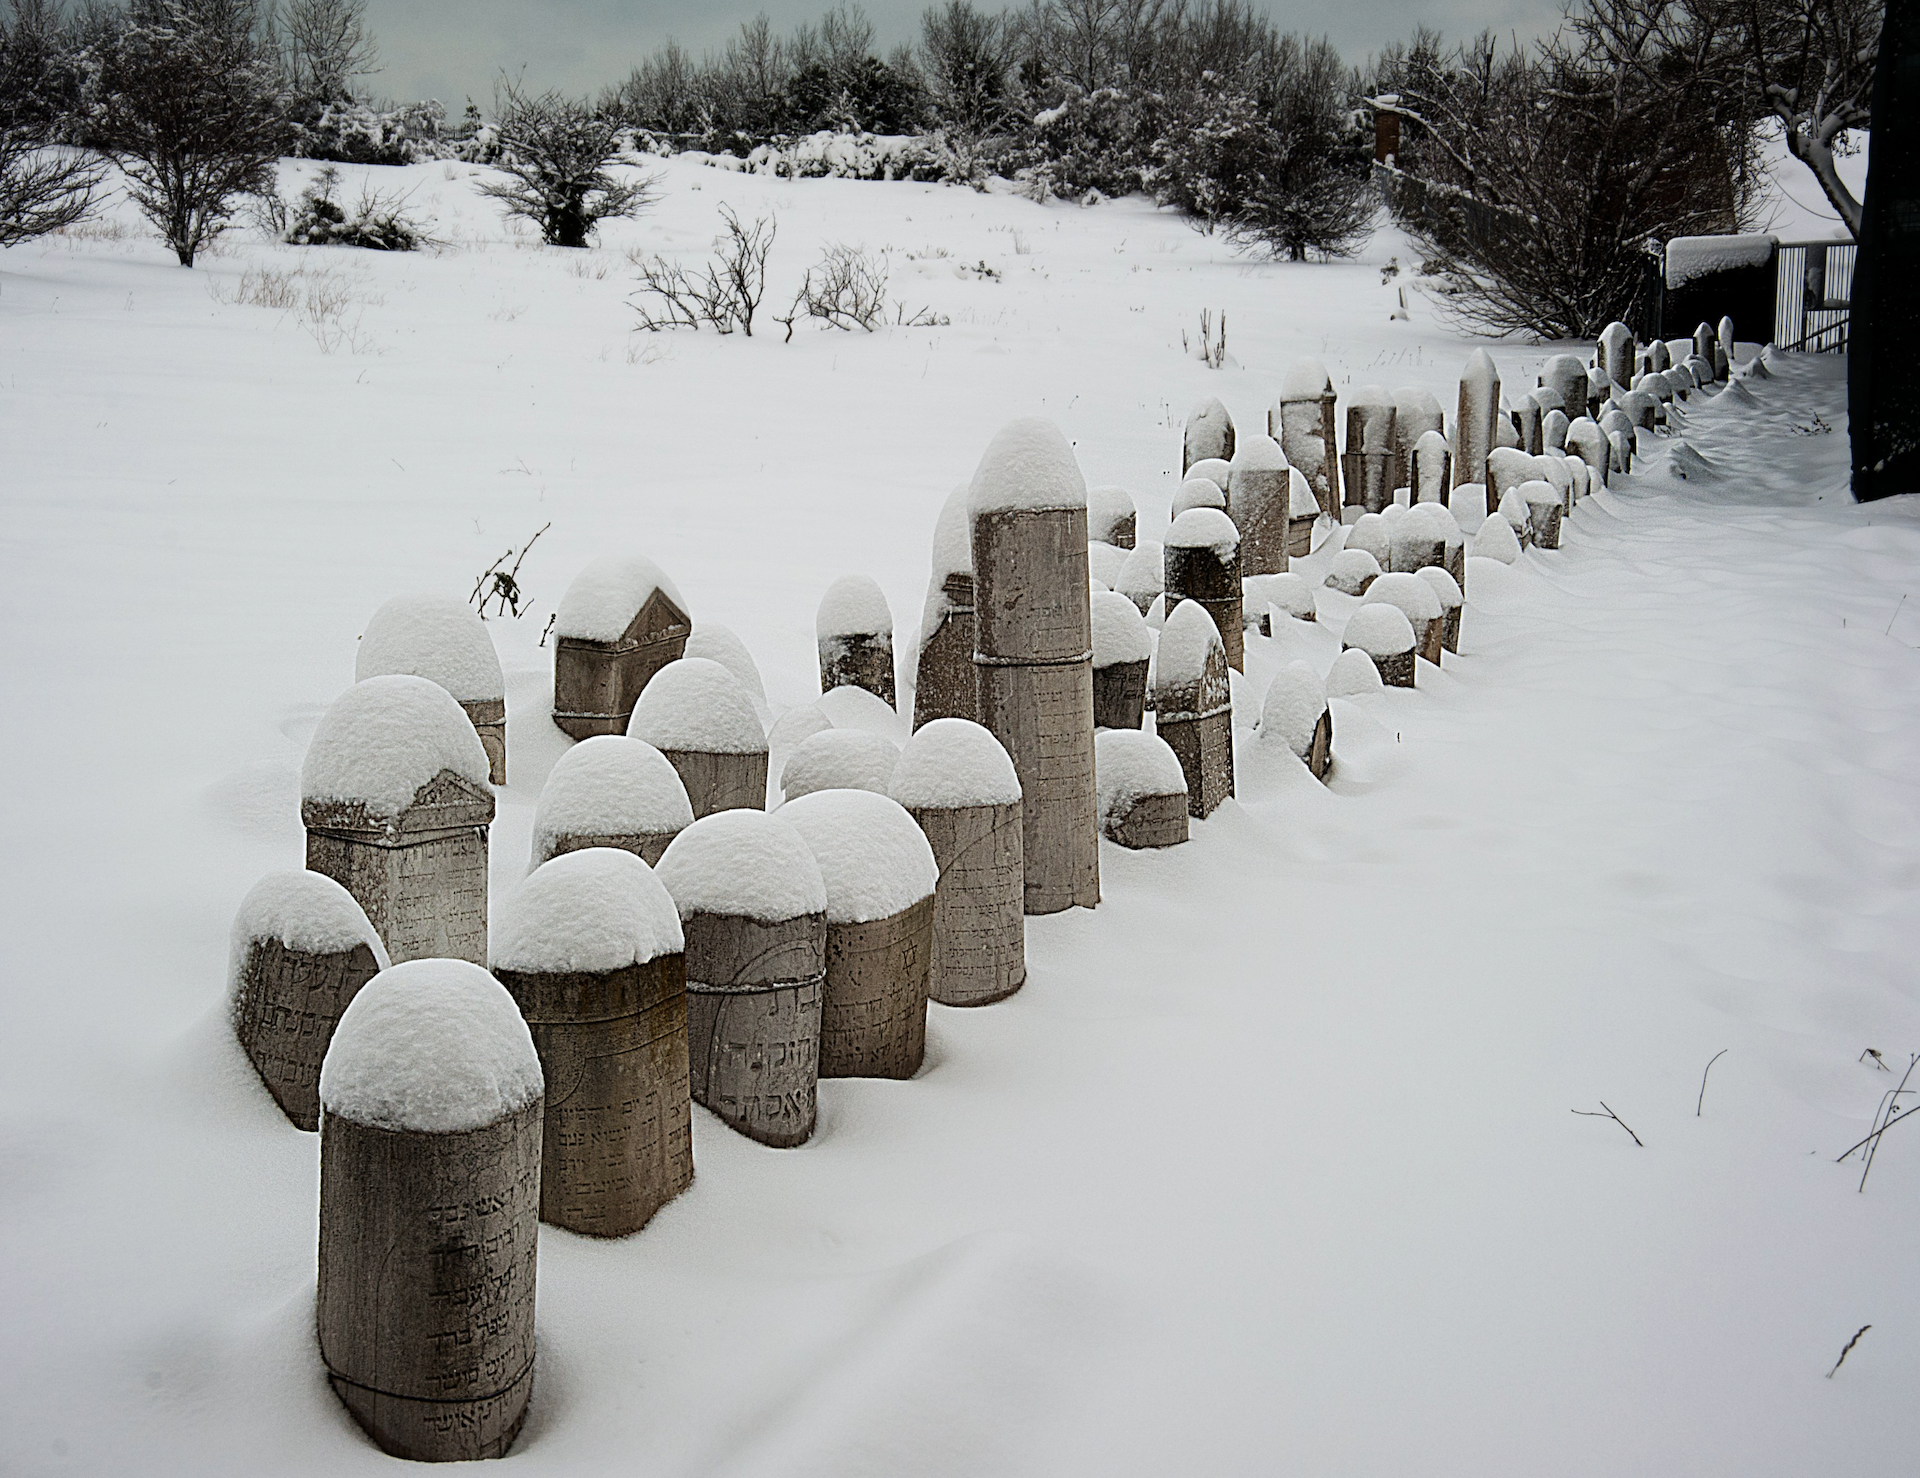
[1773,241,1855,353]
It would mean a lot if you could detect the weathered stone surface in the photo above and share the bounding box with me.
[820,633,896,709]
[659,748,769,820]
[819,894,934,1079]
[1164,543,1244,674]
[493,958,692,1237]
[317,1101,541,1463]
[1105,790,1188,848]
[1157,709,1233,819]
[537,827,681,868]
[908,799,1025,1007]
[1093,657,1148,730]
[683,910,825,1148]
[234,937,382,1132]
[552,588,690,739]
[462,697,508,786]
[913,572,975,730]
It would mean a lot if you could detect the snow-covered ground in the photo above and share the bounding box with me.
[2,156,1915,1476]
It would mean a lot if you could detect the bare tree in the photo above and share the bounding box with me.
[0,132,104,243]
[97,0,285,266]
[479,81,654,248]
[630,206,775,334]
[280,0,377,104]
[1738,0,1878,236]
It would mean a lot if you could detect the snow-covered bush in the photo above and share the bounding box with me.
[281,165,432,250]
[287,98,451,167]
[479,82,655,248]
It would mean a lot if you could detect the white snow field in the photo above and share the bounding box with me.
[3,155,1917,1477]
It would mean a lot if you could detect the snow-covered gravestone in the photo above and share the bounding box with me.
[1716,317,1735,380]
[529,735,692,869]
[816,574,896,710]
[780,728,900,802]
[1693,322,1715,375]
[1257,663,1332,781]
[1225,433,1291,575]
[1416,567,1465,654]
[913,487,976,731]
[552,556,691,740]
[1412,429,1451,504]
[302,676,494,967]
[1511,397,1542,457]
[1152,600,1233,819]
[1117,539,1163,617]
[627,658,768,819]
[1186,458,1233,501]
[1541,355,1589,430]
[1566,417,1609,487]
[1091,588,1152,729]
[1586,365,1611,418]
[1647,339,1671,373]
[1389,500,1454,575]
[1453,349,1500,492]
[316,960,543,1463]
[1364,572,1444,666]
[1391,387,1445,495]
[1599,321,1635,390]
[1164,507,1244,673]
[1605,427,1634,477]
[1541,408,1571,453]
[1087,539,1128,592]
[1520,480,1564,550]
[1342,385,1397,514]
[891,718,1026,1007]
[1088,484,1137,550]
[356,594,509,786]
[1093,728,1189,848]
[1171,476,1226,520]
[1285,467,1319,559]
[1343,603,1417,689]
[1345,511,1390,568]
[780,789,939,1078]
[491,849,690,1237]
[1265,571,1317,629]
[1273,359,1340,519]
[230,871,389,1132]
[1485,446,1539,510]
[685,623,769,723]
[656,811,827,1147]
[1326,547,1381,597]
[969,418,1100,916]
[1183,397,1235,472]
[1473,512,1522,564]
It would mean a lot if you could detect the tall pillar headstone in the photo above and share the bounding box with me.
[627,658,770,818]
[356,594,509,786]
[1094,728,1190,847]
[529,734,693,869]
[780,789,939,1078]
[552,555,691,739]
[656,810,827,1147]
[230,871,388,1132]
[1274,359,1340,520]
[1453,349,1500,491]
[968,418,1100,916]
[913,486,976,730]
[316,960,543,1462]
[1164,507,1244,672]
[1090,589,1152,729]
[1225,433,1291,575]
[1599,321,1636,390]
[302,675,494,967]
[1412,430,1452,504]
[1152,600,1234,819]
[1342,385,1398,513]
[491,849,692,1237]
[890,718,1027,1007]
[1541,355,1589,427]
[1183,397,1235,472]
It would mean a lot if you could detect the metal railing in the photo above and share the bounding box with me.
[1773,240,1855,353]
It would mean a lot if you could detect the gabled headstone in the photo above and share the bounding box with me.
[552,556,690,739]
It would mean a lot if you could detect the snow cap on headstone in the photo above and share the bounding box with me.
[1087,540,1129,590]
[556,555,686,643]
[817,574,892,640]
[1326,647,1384,697]
[1281,357,1331,399]
[493,846,683,975]
[1326,547,1382,596]
[531,736,693,866]
[890,717,1022,809]
[1172,477,1226,519]
[1091,588,1154,668]
[1473,512,1522,564]
[627,657,767,754]
[1289,466,1320,517]
[301,675,492,819]
[779,788,939,924]
[1462,348,1499,396]
[1087,485,1137,546]
[228,871,388,1006]
[685,623,768,707]
[1186,458,1233,495]
[1229,432,1288,474]
[1165,506,1239,557]
[766,704,833,752]
[356,594,505,702]
[1094,727,1187,825]
[1343,602,1416,658]
[1117,540,1164,608]
[781,728,900,801]
[1259,662,1328,761]
[319,959,543,1134]
[1267,571,1317,621]
[1155,598,1226,691]
[1415,565,1463,611]
[1363,571,1442,627]
[968,417,1087,515]
[656,808,828,923]
[1346,512,1390,565]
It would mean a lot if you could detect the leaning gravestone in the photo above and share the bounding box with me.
[1274,359,1340,519]
[1088,484,1138,549]
[1343,603,1417,688]
[552,555,691,739]
[817,574,897,709]
[1094,728,1189,848]
[780,728,900,802]
[1183,397,1235,471]
[316,959,543,1462]
[627,657,769,818]
[656,810,828,1147]
[1164,506,1244,673]
[1454,350,1501,492]
[968,418,1100,915]
[528,734,693,869]
[913,486,976,731]
[1342,385,1398,514]
[230,870,389,1132]
[302,675,494,967]
[1091,589,1152,729]
[491,848,691,1237]
[1152,600,1234,819]
[356,594,509,786]
[891,718,1027,1007]
[780,788,939,1079]
[1225,433,1291,575]
[1257,662,1332,781]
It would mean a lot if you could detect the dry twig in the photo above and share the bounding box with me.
[1572,1101,1643,1147]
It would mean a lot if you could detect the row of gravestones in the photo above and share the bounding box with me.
[230,312,1734,1459]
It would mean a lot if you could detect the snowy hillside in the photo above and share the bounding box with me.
[2,157,1915,1476]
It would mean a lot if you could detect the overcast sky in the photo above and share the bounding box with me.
[362,0,1567,106]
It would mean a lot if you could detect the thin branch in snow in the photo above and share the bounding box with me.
[1835,1054,1920,1192]
[1697,1049,1728,1117]
[1825,1325,1869,1379]
[1572,1102,1643,1147]
[1860,1047,1890,1071]
[469,521,550,619]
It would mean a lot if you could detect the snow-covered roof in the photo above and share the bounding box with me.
[493,846,683,975]
[555,555,687,643]
[301,674,492,817]
[817,574,893,640]
[778,788,939,924]
[890,717,1022,808]
[1094,728,1187,822]
[319,959,542,1133]
[355,594,504,702]
[781,728,900,801]
[1343,602,1415,657]
[627,658,767,754]
[531,736,692,857]
[1091,588,1154,669]
[228,871,388,1002]
[1665,233,1776,289]
[655,808,828,922]
[968,417,1087,515]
